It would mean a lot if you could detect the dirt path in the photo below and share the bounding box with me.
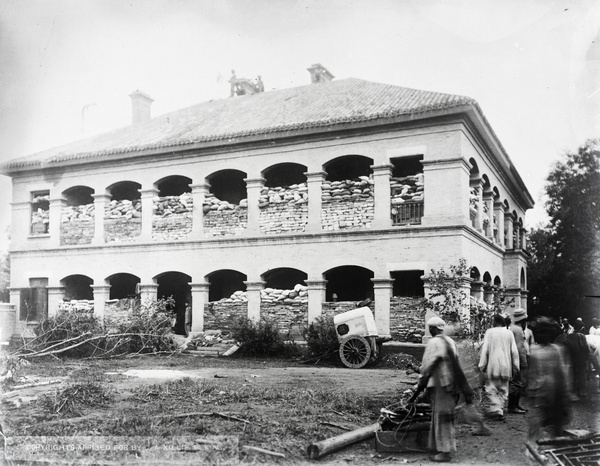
[2,357,600,465]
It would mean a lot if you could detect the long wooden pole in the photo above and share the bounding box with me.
[306,422,380,459]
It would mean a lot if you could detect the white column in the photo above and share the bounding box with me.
[372,278,393,336]
[306,279,327,323]
[495,201,505,247]
[305,171,326,233]
[92,193,110,245]
[139,283,158,304]
[371,164,393,229]
[244,281,265,321]
[244,178,265,235]
[47,286,66,318]
[91,284,111,320]
[505,213,514,249]
[189,282,209,334]
[190,183,209,239]
[139,188,159,241]
[49,197,66,248]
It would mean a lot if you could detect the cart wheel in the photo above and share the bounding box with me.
[368,341,384,367]
[339,335,372,369]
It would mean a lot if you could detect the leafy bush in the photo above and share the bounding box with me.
[39,381,112,417]
[230,317,295,357]
[302,315,339,361]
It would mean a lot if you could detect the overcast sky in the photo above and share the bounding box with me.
[0,0,599,250]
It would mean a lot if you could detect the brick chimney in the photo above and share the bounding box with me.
[307,64,334,84]
[129,90,153,126]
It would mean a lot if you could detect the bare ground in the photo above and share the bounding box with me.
[1,354,599,465]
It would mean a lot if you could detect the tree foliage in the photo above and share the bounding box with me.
[528,139,600,319]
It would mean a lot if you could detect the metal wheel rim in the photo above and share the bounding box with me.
[339,335,372,369]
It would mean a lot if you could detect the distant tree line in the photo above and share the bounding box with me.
[528,138,600,322]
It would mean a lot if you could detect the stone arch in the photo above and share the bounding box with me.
[206,169,247,204]
[520,268,526,289]
[155,175,193,196]
[206,269,247,302]
[106,272,140,299]
[262,163,307,187]
[323,154,373,181]
[155,271,192,335]
[323,265,374,302]
[470,267,481,281]
[62,186,94,206]
[60,274,94,300]
[262,267,307,290]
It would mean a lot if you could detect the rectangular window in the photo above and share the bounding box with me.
[20,278,48,321]
[31,190,50,235]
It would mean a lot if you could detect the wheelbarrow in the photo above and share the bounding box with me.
[333,307,390,368]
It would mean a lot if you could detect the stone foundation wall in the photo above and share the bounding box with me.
[204,208,247,237]
[389,296,424,342]
[105,218,142,243]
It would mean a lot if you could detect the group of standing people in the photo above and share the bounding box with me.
[410,311,600,462]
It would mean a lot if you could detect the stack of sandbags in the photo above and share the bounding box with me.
[61,204,95,222]
[203,193,247,213]
[105,199,142,219]
[469,187,479,211]
[58,299,94,313]
[214,284,309,304]
[321,176,373,203]
[31,208,49,226]
[259,183,308,208]
[153,193,192,216]
[261,284,308,303]
[390,174,424,205]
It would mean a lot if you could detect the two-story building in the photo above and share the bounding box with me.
[0,65,533,342]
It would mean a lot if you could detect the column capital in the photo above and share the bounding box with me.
[189,282,210,292]
[91,284,111,292]
[139,283,159,291]
[139,188,159,198]
[92,193,111,202]
[244,281,265,291]
[304,171,327,180]
[49,197,66,207]
[46,286,66,294]
[190,183,211,193]
[305,279,327,289]
[371,278,394,289]
[370,164,393,174]
[244,177,266,188]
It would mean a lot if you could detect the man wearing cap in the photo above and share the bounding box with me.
[509,308,528,414]
[408,316,473,462]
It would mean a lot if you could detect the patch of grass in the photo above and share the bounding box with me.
[38,381,113,417]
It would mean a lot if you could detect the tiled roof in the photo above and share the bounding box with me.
[2,78,476,170]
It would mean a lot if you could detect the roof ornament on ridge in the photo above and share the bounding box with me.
[229,69,264,97]
[307,63,334,84]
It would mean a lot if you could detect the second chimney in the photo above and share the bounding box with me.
[129,90,153,126]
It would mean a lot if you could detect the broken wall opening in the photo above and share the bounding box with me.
[105,181,142,242]
[108,273,140,300]
[204,170,247,237]
[391,270,424,297]
[260,163,308,234]
[157,272,191,335]
[390,155,424,225]
[153,175,193,241]
[61,186,95,245]
[61,274,94,300]
[322,155,374,231]
[209,270,247,302]
[324,266,374,302]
